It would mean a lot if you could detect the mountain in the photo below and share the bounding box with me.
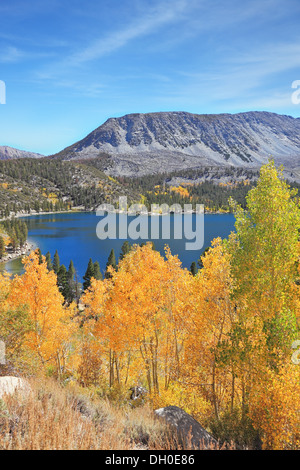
[0,146,44,160]
[52,111,300,176]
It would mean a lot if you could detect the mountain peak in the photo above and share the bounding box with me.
[52,110,300,176]
[0,146,44,160]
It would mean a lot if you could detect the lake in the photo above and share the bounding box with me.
[1,212,236,279]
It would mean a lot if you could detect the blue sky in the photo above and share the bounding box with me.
[1,0,300,155]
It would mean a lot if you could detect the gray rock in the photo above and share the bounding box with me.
[129,386,148,401]
[0,376,30,399]
[155,405,218,450]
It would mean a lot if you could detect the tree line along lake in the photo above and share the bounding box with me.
[0,211,236,280]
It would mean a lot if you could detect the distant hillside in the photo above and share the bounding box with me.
[0,158,140,218]
[52,111,300,176]
[0,146,44,160]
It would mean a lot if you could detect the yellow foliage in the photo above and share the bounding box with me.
[170,185,190,198]
[8,250,75,375]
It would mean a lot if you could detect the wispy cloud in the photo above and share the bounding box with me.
[69,0,189,66]
[0,44,58,64]
[173,41,300,104]
[37,0,190,77]
[0,46,25,63]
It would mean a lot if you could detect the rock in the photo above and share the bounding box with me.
[0,376,30,400]
[154,406,218,449]
[129,386,148,401]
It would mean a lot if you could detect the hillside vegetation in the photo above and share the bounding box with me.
[1,157,299,215]
[0,158,139,217]
[0,161,299,450]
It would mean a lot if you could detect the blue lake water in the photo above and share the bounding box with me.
[1,212,236,279]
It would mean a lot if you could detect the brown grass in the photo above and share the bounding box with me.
[0,378,181,450]
[0,378,226,450]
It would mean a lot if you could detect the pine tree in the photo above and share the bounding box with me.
[53,250,60,274]
[93,261,103,280]
[66,260,77,303]
[119,241,131,261]
[105,249,117,279]
[67,260,75,281]
[37,248,43,264]
[57,264,68,300]
[0,236,5,259]
[83,258,95,291]
[190,261,198,276]
[45,252,53,271]
[9,228,18,252]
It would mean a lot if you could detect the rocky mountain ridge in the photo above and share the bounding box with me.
[0,146,44,160]
[52,111,300,176]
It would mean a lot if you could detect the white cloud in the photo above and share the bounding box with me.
[64,0,190,66]
[0,46,24,63]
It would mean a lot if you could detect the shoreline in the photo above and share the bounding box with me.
[0,240,36,265]
[0,207,231,223]
[0,208,84,222]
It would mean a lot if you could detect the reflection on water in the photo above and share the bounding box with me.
[0,256,24,277]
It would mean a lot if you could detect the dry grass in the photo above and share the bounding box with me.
[0,378,180,450]
[0,378,226,450]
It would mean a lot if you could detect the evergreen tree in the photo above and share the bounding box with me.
[105,249,117,279]
[119,241,131,261]
[93,261,103,280]
[34,200,40,213]
[45,252,53,271]
[66,260,77,303]
[67,260,76,281]
[17,221,27,247]
[9,228,18,252]
[37,248,43,264]
[190,261,198,276]
[83,258,95,291]
[0,236,5,259]
[57,264,68,299]
[53,250,60,274]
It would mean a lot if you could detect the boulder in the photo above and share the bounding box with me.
[0,376,30,400]
[129,386,148,401]
[155,405,218,449]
